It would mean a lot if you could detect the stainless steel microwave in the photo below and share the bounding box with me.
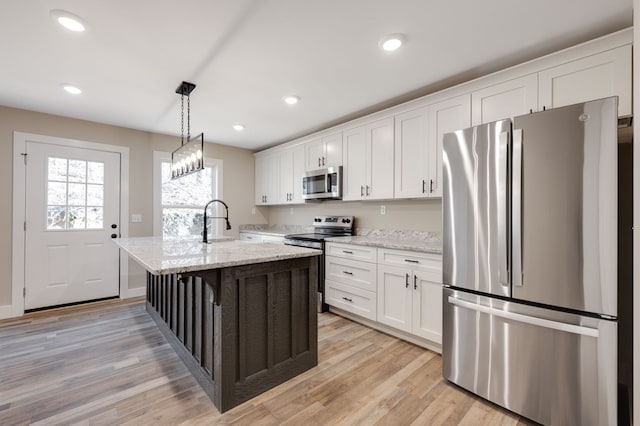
[302,166,342,200]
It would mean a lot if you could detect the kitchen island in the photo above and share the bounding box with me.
[115,237,322,413]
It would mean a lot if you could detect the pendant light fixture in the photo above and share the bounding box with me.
[171,81,204,179]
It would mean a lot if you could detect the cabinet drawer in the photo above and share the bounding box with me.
[326,280,376,321]
[378,248,442,273]
[325,256,376,292]
[326,243,377,263]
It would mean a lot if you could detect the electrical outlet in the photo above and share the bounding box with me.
[131,214,142,223]
[251,207,256,215]
[380,205,386,215]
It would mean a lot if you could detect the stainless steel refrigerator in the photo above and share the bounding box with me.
[442,97,625,425]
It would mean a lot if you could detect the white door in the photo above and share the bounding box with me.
[411,270,443,343]
[376,264,412,332]
[394,107,429,198]
[24,142,121,310]
[471,73,538,126]
[342,126,367,201]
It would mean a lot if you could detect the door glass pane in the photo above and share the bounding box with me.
[46,156,105,230]
[87,162,104,184]
[68,160,87,183]
[86,207,103,229]
[47,206,66,229]
[47,182,67,205]
[68,207,86,229]
[48,157,67,181]
[67,183,86,206]
[87,184,104,206]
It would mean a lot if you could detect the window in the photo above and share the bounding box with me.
[46,157,104,230]
[153,151,223,238]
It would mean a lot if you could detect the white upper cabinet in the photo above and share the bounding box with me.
[394,107,429,199]
[305,131,343,170]
[342,117,394,201]
[427,94,471,197]
[538,45,632,116]
[276,145,305,204]
[471,74,538,126]
[255,154,277,205]
[394,95,470,199]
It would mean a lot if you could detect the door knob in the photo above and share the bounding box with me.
[110,233,118,238]
[111,224,117,229]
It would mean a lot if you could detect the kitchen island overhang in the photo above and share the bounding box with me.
[115,237,322,413]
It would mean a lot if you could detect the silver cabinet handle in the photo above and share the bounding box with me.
[343,271,353,275]
[343,250,353,254]
[405,273,409,288]
[322,156,326,166]
[422,179,426,194]
[404,259,419,264]
[342,297,353,303]
[366,185,370,196]
[361,185,364,196]
[414,275,417,290]
[429,179,434,193]
[318,157,321,167]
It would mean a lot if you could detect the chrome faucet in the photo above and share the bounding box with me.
[202,199,231,243]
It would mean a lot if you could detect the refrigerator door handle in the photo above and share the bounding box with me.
[512,129,523,287]
[447,296,599,338]
[498,131,509,286]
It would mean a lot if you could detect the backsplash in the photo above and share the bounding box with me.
[266,198,442,232]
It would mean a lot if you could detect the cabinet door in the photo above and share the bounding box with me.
[471,74,538,126]
[277,149,293,204]
[255,155,277,205]
[323,132,343,168]
[305,138,325,170]
[427,94,471,197]
[394,107,429,198]
[366,117,394,200]
[377,265,412,332]
[342,126,367,201]
[411,269,443,343]
[290,145,306,204]
[538,45,632,116]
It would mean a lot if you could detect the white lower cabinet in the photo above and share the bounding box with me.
[325,242,443,347]
[325,248,377,321]
[376,248,443,343]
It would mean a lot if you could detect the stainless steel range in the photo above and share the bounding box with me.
[284,215,354,312]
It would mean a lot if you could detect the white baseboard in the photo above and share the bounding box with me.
[329,306,442,354]
[121,286,146,299]
[0,304,16,320]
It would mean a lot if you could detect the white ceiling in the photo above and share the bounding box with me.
[0,0,632,150]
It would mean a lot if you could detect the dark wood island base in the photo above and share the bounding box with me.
[145,256,318,413]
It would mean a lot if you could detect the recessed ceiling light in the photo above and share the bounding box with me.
[50,10,87,32]
[62,84,82,95]
[380,34,405,52]
[233,124,245,131]
[283,95,300,105]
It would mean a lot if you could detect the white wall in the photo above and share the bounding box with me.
[0,105,264,309]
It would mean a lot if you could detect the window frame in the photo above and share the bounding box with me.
[153,150,224,238]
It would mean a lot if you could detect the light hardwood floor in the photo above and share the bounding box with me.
[0,298,534,425]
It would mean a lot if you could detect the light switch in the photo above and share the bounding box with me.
[131,214,142,223]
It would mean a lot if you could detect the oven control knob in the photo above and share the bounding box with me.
[314,218,321,222]
[342,218,350,223]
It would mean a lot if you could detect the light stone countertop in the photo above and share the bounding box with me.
[114,236,322,275]
[238,224,313,237]
[326,229,442,255]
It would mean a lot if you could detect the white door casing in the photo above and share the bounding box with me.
[11,132,130,318]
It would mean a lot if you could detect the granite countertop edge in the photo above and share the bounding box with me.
[324,236,443,255]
